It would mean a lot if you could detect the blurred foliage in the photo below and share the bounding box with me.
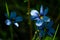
[0,0,60,40]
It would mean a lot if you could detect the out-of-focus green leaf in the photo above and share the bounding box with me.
[24,0,28,3]
[53,24,59,40]
[36,5,40,10]
[0,31,7,38]
[45,36,52,40]
[43,36,58,40]
[36,36,40,40]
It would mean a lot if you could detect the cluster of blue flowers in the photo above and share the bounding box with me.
[5,5,55,38]
[30,5,55,37]
[5,11,23,27]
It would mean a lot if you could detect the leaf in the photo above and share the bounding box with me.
[45,36,52,40]
[43,36,58,40]
[24,0,28,3]
[36,36,40,40]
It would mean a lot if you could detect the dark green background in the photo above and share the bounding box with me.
[0,0,60,40]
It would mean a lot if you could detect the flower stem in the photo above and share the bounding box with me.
[53,24,59,40]
[27,0,32,40]
[32,30,40,40]
[32,31,37,40]
[36,36,40,40]
[9,25,13,40]
[5,2,13,40]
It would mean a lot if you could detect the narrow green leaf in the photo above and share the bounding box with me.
[53,24,59,40]
[5,2,9,17]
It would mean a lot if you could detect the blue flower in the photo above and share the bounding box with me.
[30,5,50,27]
[30,5,55,37]
[5,11,23,27]
[39,21,55,37]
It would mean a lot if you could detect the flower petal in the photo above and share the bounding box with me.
[39,30,45,37]
[40,5,43,15]
[49,28,55,34]
[47,31,53,36]
[46,21,54,28]
[37,26,43,30]
[30,16,39,20]
[5,19,11,25]
[10,11,16,19]
[15,16,23,22]
[30,10,39,17]
[14,23,19,27]
[43,7,48,16]
[36,19,43,27]
[43,16,50,22]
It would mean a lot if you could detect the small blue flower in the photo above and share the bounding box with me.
[30,5,50,27]
[5,11,23,27]
[39,21,55,37]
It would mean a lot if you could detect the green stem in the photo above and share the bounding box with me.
[32,30,40,40]
[9,25,13,40]
[36,37,40,40]
[27,0,32,40]
[5,2,13,40]
[32,31,37,40]
[53,24,59,40]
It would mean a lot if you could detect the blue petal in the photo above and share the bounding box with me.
[15,16,23,22]
[47,21,54,28]
[39,30,45,37]
[5,19,11,25]
[40,5,44,15]
[30,16,39,20]
[37,26,43,30]
[10,11,16,19]
[43,16,50,22]
[36,19,43,27]
[14,23,19,27]
[30,10,39,17]
[49,28,55,34]
[47,31,53,36]
[37,23,45,30]
[43,7,48,16]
